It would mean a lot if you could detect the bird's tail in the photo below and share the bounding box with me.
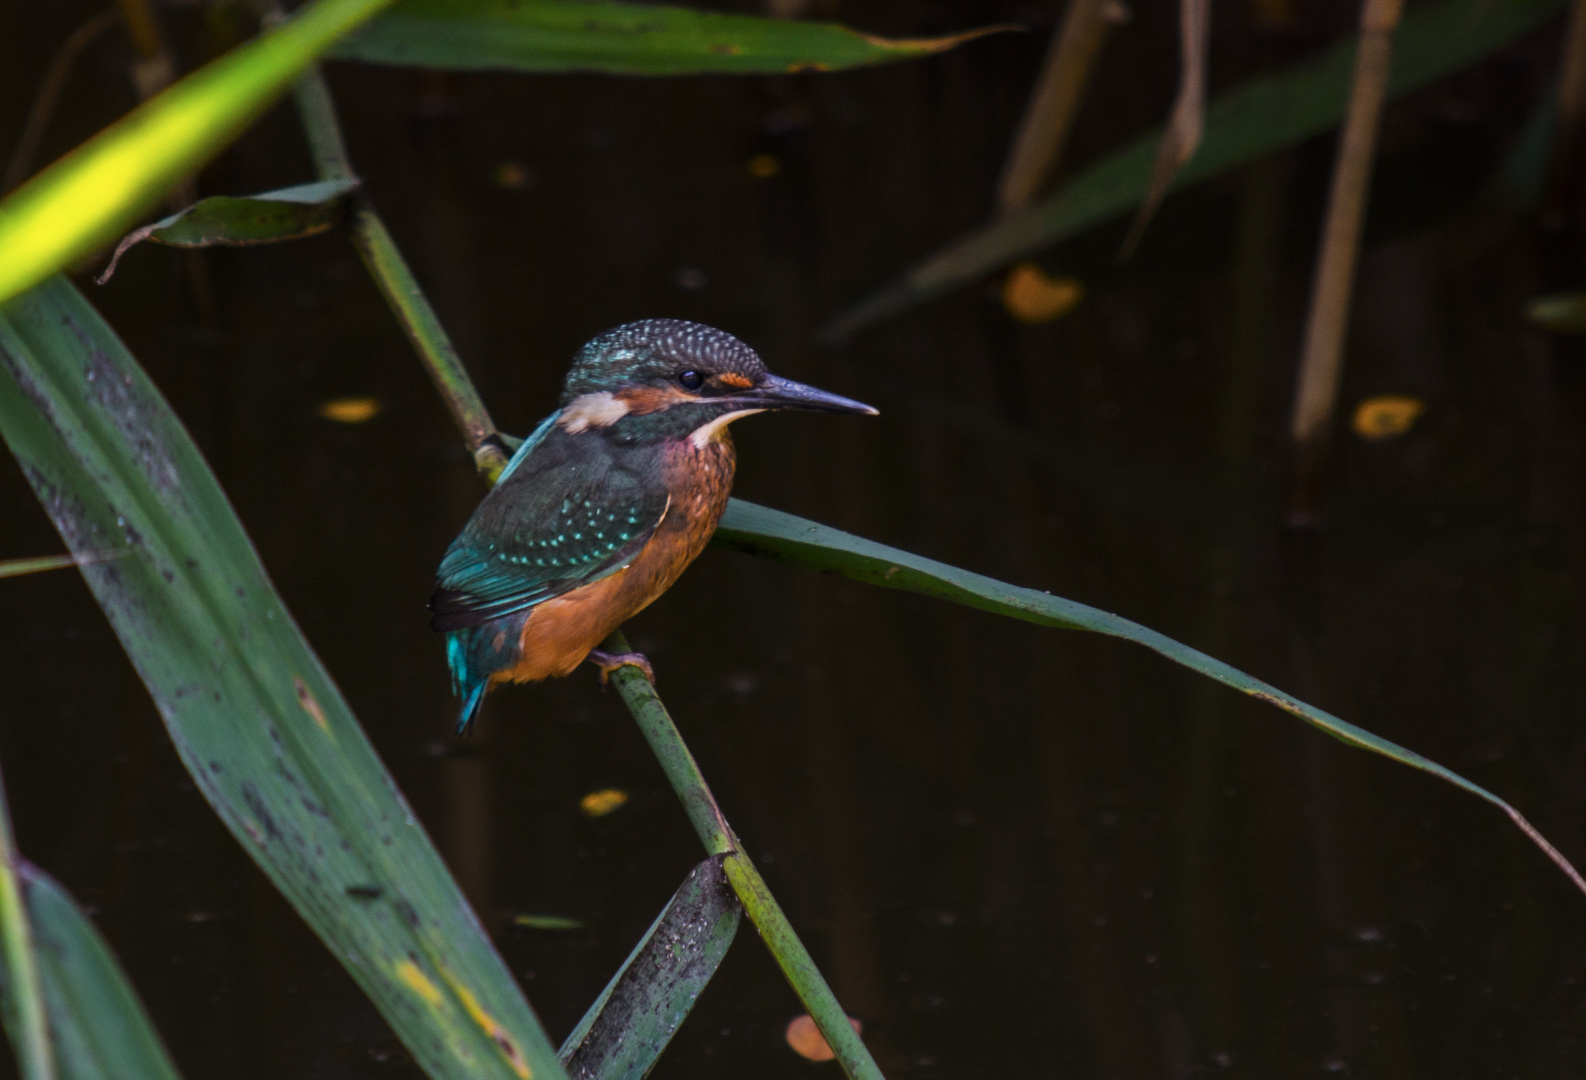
[444,618,530,735]
[446,629,492,736]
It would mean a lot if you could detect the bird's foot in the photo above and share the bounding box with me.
[587,648,655,687]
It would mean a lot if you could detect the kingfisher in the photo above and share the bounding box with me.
[430,319,877,734]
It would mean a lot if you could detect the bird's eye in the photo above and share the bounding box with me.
[677,370,704,390]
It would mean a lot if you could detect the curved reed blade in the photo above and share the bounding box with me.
[712,499,1586,898]
[0,276,568,1080]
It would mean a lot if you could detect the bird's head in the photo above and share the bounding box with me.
[556,319,876,445]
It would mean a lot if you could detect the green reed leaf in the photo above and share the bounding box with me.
[12,862,182,1080]
[0,276,567,1080]
[826,0,1567,338]
[97,179,360,283]
[713,498,1586,896]
[332,0,1008,74]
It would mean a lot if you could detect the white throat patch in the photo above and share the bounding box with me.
[558,391,631,433]
[689,408,764,449]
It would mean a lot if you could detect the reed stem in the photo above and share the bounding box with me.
[290,65,509,481]
[601,632,884,1080]
[996,0,1125,215]
[1286,0,1404,522]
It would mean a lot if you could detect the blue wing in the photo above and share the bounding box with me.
[430,417,670,732]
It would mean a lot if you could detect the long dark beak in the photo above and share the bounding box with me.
[735,374,878,415]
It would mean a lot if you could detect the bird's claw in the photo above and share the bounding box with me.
[587,648,655,687]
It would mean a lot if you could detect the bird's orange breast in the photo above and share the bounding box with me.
[494,432,737,684]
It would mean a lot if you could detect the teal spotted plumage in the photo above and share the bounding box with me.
[431,319,876,733]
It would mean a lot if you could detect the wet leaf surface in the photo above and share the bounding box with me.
[558,858,741,1080]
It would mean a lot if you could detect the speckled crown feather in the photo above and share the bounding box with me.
[560,319,766,402]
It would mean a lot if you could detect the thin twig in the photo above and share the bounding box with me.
[0,760,54,1080]
[602,631,884,1080]
[3,10,121,193]
[1286,0,1405,523]
[289,65,508,480]
[1117,0,1210,259]
[996,0,1128,215]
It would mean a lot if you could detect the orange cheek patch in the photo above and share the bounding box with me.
[716,372,754,390]
[615,385,692,414]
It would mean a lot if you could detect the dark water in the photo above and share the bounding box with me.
[4,1,1586,1077]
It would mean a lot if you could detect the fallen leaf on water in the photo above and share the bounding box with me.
[785,1014,863,1062]
[318,397,383,424]
[579,788,629,818]
[1352,395,1425,441]
[1527,292,1586,334]
[511,914,586,930]
[1002,262,1084,324]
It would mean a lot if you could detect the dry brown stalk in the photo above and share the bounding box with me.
[1286,0,1405,523]
[1117,0,1211,259]
[996,0,1129,215]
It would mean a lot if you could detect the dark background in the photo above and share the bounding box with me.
[4,0,1586,1077]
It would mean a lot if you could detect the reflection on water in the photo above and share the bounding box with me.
[3,2,1586,1077]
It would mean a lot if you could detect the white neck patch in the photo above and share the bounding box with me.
[689,409,763,449]
[558,391,631,433]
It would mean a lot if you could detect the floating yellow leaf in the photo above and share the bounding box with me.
[784,1014,863,1062]
[1352,395,1425,441]
[748,153,780,179]
[1002,262,1083,324]
[579,788,628,818]
[317,396,382,423]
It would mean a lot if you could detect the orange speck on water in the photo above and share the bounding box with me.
[785,1014,862,1062]
[1352,395,1425,441]
[580,788,629,818]
[748,154,780,179]
[1002,262,1084,324]
[317,396,382,424]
